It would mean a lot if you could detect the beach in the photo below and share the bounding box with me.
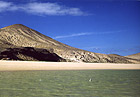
[0,60,140,71]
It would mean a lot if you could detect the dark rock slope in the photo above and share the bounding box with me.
[0,24,140,63]
[0,47,65,62]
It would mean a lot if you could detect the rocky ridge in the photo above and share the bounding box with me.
[0,24,140,63]
[125,53,140,60]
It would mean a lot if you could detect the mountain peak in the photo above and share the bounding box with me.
[0,24,140,63]
[1,24,29,30]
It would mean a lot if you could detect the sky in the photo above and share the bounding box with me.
[0,0,140,56]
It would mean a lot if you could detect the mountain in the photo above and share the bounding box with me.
[125,53,140,60]
[0,24,140,63]
[0,47,65,61]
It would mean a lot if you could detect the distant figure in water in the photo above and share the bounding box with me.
[89,78,92,82]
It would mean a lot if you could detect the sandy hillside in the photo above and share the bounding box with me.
[125,53,140,60]
[1,24,140,63]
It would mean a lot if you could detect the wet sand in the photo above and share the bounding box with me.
[0,60,140,71]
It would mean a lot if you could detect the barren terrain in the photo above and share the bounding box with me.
[1,24,140,63]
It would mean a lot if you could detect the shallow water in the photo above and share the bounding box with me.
[0,70,140,97]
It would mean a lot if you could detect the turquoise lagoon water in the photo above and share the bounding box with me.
[0,70,140,97]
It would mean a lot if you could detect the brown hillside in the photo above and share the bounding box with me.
[0,24,140,63]
[125,53,140,60]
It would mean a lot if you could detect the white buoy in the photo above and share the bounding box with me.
[89,78,92,82]
[39,79,42,81]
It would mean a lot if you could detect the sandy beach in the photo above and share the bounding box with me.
[0,60,140,71]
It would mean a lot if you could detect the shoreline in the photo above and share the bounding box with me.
[0,60,140,71]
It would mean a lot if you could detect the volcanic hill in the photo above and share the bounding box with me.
[0,24,139,63]
[125,53,140,60]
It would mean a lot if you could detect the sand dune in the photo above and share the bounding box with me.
[0,61,140,71]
